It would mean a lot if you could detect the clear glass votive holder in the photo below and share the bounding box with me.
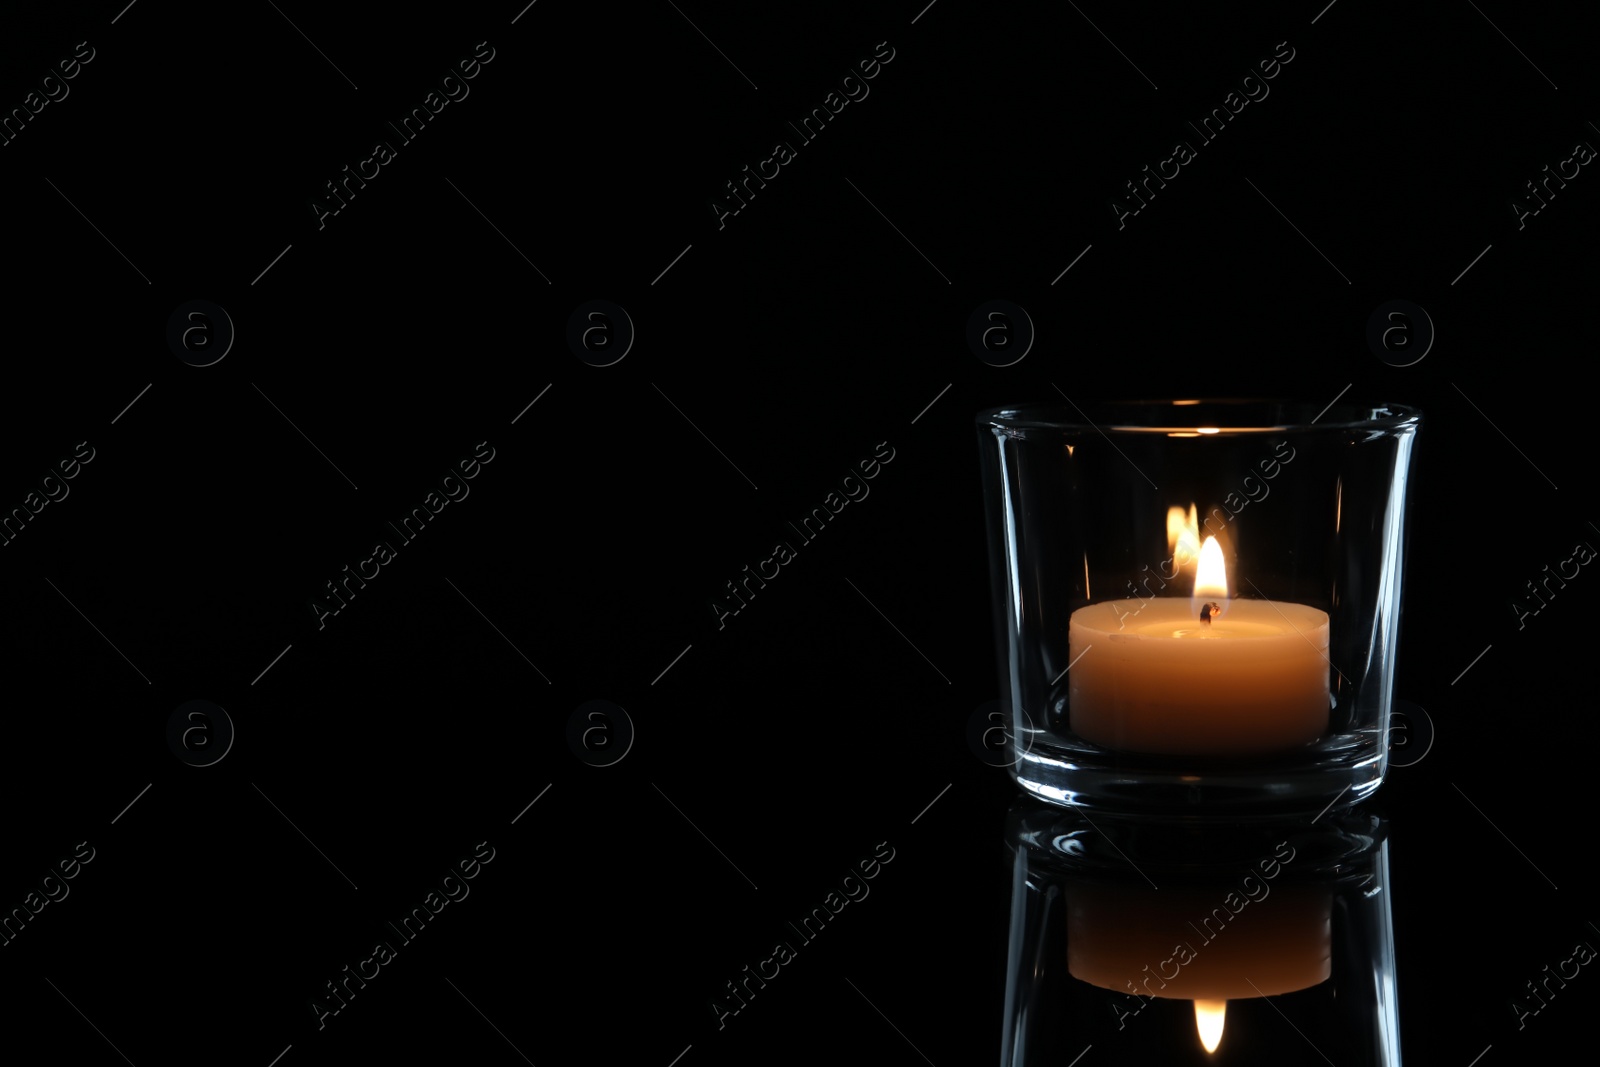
[976,399,1421,815]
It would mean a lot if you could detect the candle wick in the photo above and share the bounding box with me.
[1200,602,1221,626]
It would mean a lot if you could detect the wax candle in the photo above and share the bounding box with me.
[1068,528,1330,755]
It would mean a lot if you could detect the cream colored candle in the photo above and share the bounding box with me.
[1068,533,1330,755]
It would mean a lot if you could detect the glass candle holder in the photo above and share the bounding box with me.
[976,399,1421,815]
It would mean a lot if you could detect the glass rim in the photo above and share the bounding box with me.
[977,398,1421,435]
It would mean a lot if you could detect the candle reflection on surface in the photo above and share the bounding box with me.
[999,797,1400,1066]
[1064,877,1333,1055]
[1195,999,1226,1053]
[1065,878,1333,1001]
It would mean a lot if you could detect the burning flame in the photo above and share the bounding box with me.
[1167,505,1201,571]
[1195,999,1226,1053]
[1194,535,1229,619]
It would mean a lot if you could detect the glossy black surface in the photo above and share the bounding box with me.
[1,2,1595,1064]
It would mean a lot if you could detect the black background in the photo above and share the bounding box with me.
[1,2,1594,1065]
